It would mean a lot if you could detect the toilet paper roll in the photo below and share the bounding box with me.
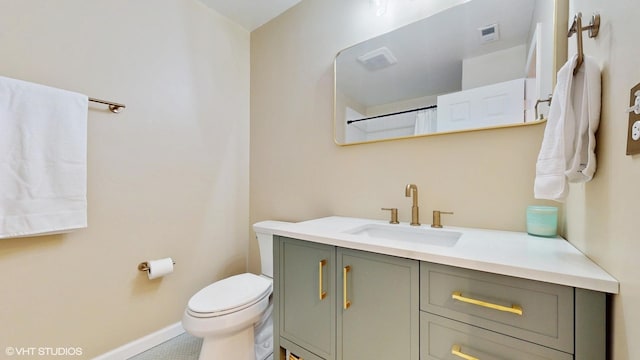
[146,258,174,280]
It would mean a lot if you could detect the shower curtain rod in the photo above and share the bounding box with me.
[347,104,437,125]
[89,97,126,113]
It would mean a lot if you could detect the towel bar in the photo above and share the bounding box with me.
[535,95,553,120]
[89,97,126,113]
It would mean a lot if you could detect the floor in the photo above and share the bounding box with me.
[127,333,274,360]
[128,333,202,360]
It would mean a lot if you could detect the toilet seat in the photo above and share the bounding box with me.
[187,273,272,318]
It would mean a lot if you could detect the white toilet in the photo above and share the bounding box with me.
[182,221,286,360]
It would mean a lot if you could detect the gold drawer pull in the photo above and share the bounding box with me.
[451,291,523,315]
[318,259,327,300]
[451,345,479,360]
[343,265,351,309]
[289,353,303,360]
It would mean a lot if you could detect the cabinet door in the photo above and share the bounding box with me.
[337,248,419,360]
[279,237,336,360]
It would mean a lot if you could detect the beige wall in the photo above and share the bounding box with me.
[249,1,560,269]
[565,1,640,359]
[0,0,249,357]
[252,0,638,358]
[462,45,527,90]
[4,0,634,357]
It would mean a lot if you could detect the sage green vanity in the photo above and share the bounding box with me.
[274,237,419,360]
[257,217,618,360]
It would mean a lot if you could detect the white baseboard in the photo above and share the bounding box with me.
[92,322,185,360]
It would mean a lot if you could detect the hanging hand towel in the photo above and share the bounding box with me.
[0,76,88,238]
[534,55,601,201]
[566,56,601,182]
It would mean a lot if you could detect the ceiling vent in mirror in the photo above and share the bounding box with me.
[479,23,500,43]
[357,47,398,71]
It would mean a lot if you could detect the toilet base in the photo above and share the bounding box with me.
[199,326,255,360]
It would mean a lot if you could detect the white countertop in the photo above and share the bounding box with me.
[254,216,619,294]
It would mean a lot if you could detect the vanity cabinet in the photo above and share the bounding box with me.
[420,262,606,360]
[273,236,607,360]
[421,312,573,360]
[274,236,419,360]
[276,237,336,360]
[337,248,419,360]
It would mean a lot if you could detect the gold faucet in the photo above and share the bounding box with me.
[405,184,420,226]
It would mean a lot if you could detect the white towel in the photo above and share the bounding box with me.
[0,76,89,238]
[566,56,601,182]
[534,55,601,201]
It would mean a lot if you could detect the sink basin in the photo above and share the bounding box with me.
[344,223,461,247]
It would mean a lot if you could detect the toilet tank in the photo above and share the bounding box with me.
[253,221,291,278]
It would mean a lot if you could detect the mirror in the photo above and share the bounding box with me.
[334,0,565,145]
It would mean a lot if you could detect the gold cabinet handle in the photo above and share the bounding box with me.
[451,345,479,360]
[343,265,351,309]
[318,259,327,300]
[451,291,523,315]
[289,353,303,360]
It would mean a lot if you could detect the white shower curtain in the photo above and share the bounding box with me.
[413,108,437,135]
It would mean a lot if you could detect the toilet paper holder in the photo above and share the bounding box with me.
[138,260,176,272]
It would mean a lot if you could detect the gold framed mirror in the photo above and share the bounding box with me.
[334,0,568,145]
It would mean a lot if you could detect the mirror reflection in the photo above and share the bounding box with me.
[334,0,558,145]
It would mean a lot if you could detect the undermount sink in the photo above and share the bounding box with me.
[344,223,461,247]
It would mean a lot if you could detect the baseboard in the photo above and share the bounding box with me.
[92,322,185,360]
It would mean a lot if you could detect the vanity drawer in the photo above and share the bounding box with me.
[421,312,572,360]
[420,262,574,353]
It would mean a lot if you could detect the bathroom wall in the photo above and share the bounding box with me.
[462,45,527,90]
[0,0,249,357]
[249,1,559,270]
[565,0,640,359]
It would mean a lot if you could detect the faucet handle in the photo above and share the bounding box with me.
[381,208,399,224]
[431,210,453,228]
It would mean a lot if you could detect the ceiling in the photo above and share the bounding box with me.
[198,0,302,31]
[336,0,539,107]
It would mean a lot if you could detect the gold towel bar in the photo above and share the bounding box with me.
[89,97,126,113]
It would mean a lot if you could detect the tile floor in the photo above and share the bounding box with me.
[127,333,202,360]
[126,333,274,360]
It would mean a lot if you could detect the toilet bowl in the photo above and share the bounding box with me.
[182,221,288,360]
[182,273,272,360]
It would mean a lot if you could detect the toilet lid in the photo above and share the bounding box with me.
[188,273,272,315]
